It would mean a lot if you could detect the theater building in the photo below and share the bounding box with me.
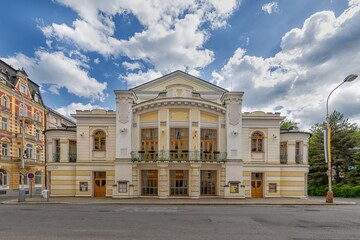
[45,71,310,198]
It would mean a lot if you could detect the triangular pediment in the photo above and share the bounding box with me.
[130,70,227,93]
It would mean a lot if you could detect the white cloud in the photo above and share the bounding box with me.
[40,0,240,86]
[214,3,360,129]
[1,50,107,101]
[119,70,163,88]
[122,61,142,71]
[261,2,279,14]
[55,102,105,120]
[94,58,100,64]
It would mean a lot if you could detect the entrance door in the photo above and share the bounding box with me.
[94,172,106,197]
[141,170,158,195]
[251,173,263,198]
[170,170,188,195]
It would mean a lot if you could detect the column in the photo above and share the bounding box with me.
[190,163,201,198]
[158,162,169,199]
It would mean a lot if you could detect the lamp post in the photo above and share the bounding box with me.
[325,74,358,203]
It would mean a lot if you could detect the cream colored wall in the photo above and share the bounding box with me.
[77,126,90,161]
[267,128,280,164]
[200,112,217,123]
[140,111,158,122]
[169,109,189,121]
[243,166,308,198]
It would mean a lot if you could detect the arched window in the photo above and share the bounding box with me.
[251,131,264,152]
[93,130,106,151]
[0,169,8,186]
[1,96,8,108]
[35,171,42,184]
[35,112,41,122]
[19,104,26,117]
[26,144,33,159]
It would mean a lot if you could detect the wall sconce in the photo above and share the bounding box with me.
[161,128,165,133]
[80,132,84,137]
[231,130,239,136]
[120,127,127,133]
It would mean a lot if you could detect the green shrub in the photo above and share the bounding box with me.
[309,184,360,197]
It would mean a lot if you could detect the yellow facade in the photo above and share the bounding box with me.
[0,61,46,195]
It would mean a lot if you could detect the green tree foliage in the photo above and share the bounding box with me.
[308,111,358,187]
[280,120,299,130]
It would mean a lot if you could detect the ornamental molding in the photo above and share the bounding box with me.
[132,98,226,115]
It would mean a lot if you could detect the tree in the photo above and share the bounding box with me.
[308,111,358,186]
[280,120,299,130]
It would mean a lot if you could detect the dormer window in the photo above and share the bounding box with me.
[34,94,39,102]
[20,83,27,94]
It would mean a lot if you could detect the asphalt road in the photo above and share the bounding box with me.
[0,203,359,240]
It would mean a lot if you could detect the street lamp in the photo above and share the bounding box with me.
[325,73,358,203]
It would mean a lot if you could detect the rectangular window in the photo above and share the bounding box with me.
[34,94,39,102]
[36,151,41,162]
[118,182,127,193]
[36,129,40,141]
[1,117,8,131]
[269,183,277,193]
[170,170,188,195]
[20,83,27,94]
[170,128,189,161]
[201,129,217,161]
[141,170,158,195]
[1,143,9,156]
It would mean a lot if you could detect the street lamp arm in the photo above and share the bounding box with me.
[326,81,345,122]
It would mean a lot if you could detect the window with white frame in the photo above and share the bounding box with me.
[36,129,40,141]
[35,112,41,122]
[0,169,8,187]
[34,94,39,102]
[35,171,42,184]
[1,143,9,156]
[1,95,8,108]
[25,144,33,159]
[19,175,28,185]
[20,83,27,94]
[19,104,26,117]
[1,117,8,131]
[36,150,41,162]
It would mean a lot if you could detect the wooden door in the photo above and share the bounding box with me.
[251,173,263,198]
[94,172,106,197]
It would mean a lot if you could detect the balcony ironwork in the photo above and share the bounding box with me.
[53,152,60,162]
[68,153,77,163]
[280,154,287,164]
[130,150,227,163]
[0,105,11,114]
[295,154,303,164]
[24,159,45,166]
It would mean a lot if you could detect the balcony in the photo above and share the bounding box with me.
[53,152,60,162]
[24,159,45,166]
[69,153,77,163]
[16,133,37,142]
[280,154,287,164]
[15,113,34,124]
[130,150,227,163]
[0,156,20,163]
[295,154,303,164]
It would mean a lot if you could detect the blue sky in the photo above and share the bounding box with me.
[1,0,359,129]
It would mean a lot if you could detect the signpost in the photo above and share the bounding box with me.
[28,173,34,198]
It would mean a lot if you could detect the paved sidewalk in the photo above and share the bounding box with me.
[1,196,357,205]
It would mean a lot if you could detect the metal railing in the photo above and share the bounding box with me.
[68,153,77,163]
[130,150,227,163]
[53,152,60,162]
[280,154,287,164]
[295,154,303,164]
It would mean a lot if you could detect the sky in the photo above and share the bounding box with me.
[0,0,359,130]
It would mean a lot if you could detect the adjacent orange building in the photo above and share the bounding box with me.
[0,60,46,195]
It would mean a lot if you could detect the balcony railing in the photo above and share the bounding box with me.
[295,154,303,164]
[0,105,11,114]
[130,150,227,163]
[280,154,287,164]
[53,152,60,162]
[24,159,45,166]
[69,153,77,163]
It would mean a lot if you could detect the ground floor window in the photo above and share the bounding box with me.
[200,170,217,195]
[0,169,8,186]
[170,170,188,195]
[141,170,158,195]
[35,171,42,184]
